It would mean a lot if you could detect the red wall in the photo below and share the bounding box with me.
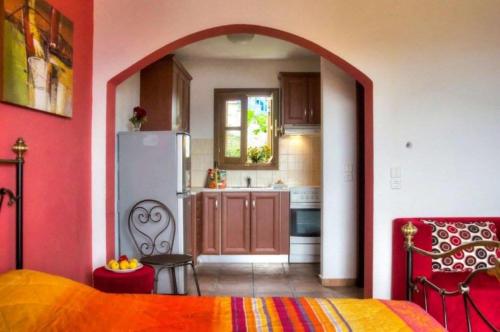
[0,0,93,283]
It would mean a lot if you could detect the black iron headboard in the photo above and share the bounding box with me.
[0,138,28,269]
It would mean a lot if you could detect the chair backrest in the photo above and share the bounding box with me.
[128,199,176,257]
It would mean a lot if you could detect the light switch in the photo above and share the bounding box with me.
[390,167,401,178]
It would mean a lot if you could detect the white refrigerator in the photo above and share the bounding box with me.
[117,131,191,294]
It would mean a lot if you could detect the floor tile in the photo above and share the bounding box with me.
[254,279,291,292]
[329,286,364,298]
[289,279,325,292]
[253,263,285,275]
[190,263,363,299]
[216,280,253,293]
[218,274,253,283]
[220,263,253,274]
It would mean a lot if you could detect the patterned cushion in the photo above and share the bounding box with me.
[423,220,499,272]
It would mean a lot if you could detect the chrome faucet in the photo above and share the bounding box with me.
[246,176,252,188]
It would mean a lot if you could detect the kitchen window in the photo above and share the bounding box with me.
[214,88,279,170]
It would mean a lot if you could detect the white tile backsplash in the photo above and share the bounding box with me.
[227,171,242,187]
[256,171,273,187]
[191,137,321,187]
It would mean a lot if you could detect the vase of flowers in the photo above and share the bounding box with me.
[129,106,147,131]
[248,145,272,163]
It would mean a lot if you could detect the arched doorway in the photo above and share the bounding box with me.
[105,24,374,297]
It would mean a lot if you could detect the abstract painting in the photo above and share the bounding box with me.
[1,0,73,117]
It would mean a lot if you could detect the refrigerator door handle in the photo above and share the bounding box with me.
[176,134,183,194]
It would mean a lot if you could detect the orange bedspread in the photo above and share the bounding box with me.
[0,270,444,331]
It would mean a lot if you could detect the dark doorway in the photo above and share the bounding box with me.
[356,81,365,288]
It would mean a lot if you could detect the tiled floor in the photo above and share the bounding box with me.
[187,263,363,298]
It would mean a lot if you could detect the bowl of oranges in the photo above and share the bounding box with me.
[105,255,143,273]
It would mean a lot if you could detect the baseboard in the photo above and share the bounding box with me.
[320,278,356,287]
[197,255,289,263]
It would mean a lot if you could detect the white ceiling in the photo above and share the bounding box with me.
[174,34,318,60]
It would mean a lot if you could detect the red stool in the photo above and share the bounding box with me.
[93,265,155,294]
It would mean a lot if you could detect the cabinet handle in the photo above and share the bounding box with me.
[304,108,307,119]
[245,200,249,208]
[215,200,218,208]
[252,200,256,209]
[309,107,314,119]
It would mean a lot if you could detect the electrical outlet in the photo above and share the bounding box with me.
[345,172,353,182]
[390,178,402,189]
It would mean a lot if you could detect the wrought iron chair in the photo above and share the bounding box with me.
[128,199,201,295]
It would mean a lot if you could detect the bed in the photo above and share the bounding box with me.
[0,270,444,332]
[0,140,443,331]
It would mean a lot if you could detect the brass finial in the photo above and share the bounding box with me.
[12,138,28,160]
[401,221,418,249]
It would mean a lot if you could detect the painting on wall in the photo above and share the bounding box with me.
[1,0,73,117]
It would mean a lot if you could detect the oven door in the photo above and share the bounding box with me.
[290,203,321,238]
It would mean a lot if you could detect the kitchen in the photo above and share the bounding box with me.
[116,35,360,297]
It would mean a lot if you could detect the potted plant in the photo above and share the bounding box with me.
[129,106,147,131]
[248,145,271,163]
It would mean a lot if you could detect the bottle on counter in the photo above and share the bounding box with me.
[206,168,227,189]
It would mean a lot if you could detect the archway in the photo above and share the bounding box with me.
[105,24,374,297]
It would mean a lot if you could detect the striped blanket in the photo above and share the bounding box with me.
[0,270,444,331]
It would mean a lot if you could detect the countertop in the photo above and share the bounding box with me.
[191,186,289,193]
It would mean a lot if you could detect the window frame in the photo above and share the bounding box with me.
[214,88,280,170]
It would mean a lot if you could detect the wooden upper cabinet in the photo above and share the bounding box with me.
[250,192,281,254]
[307,75,321,125]
[221,192,251,254]
[281,76,309,124]
[140,55,192,132]
[279,72,321,126]
[201,192,221,254]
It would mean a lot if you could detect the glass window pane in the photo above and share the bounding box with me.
[226,100,241,127]
[225,130,241,158]
[247,96,272,163]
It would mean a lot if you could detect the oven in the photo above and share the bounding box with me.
[289,187,321,263]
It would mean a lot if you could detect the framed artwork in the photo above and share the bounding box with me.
[1,0,73,117]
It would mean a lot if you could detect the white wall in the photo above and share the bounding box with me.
[182,58,319,139]
[320,58,358,281]
[115,72,140,132]
[94,0,500,298]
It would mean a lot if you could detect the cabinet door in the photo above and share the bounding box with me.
[202,192,221,254]
[308,75,321,124]
[221,192,251,254]
[282,76,309,125]
[181,75,190,132]
[251,192,281,254]
[140,58,173,131]
[172,67,183,131]
[173,67,191,132]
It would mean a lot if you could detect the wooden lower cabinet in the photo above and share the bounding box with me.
[251,192,281,254]
[221,192,251,254]
[201,192,221,254]
[200,191,289,255]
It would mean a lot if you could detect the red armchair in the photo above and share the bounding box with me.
[392,218,500,332]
